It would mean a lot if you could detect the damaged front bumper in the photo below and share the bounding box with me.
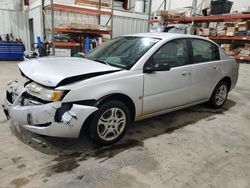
[2,80,98,138]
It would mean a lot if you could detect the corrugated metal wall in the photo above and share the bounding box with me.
[0,9,27,48]
[112,15,148,38]
[0,9,12,35]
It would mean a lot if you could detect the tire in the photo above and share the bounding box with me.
[89,100,131,145]
[209,81,229,109]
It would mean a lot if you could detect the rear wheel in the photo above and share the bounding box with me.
[89,100,130,145]
[209,81,229,109]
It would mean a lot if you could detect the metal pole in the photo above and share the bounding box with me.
[111,0,114,39]
[157,0,165,11]
[42,0,46,41]
[51,0,55,55]
[143,0,146,13]
[192,0,198,16]
[147,0,152,32]
[190,0,198,35]
[164,0,167,10]
[98,0,101,24]
[168,0,171,11]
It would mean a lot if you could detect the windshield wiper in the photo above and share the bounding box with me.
[89,58,125,70]
[93,59,112,66]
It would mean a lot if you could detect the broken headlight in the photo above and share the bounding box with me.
[25,82,65,101]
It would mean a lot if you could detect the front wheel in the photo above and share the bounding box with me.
[89,100,131,145]
[209,81,229,109]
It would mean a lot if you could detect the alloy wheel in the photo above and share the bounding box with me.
[97,107,126,141]
[215,85,228,106]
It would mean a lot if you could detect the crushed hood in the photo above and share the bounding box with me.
[19,57,120,87]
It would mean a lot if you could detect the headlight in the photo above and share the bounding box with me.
[25,82,65,101]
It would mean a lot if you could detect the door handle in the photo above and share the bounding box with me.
[182,71,191,76]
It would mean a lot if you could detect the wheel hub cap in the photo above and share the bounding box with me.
[97,108,126,141]
[215,85,227,106]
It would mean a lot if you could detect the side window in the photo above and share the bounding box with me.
[152,39,189,68]
[191,39,220,63]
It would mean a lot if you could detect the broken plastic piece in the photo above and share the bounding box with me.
[61,111,73,124]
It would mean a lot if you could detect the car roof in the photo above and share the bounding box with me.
[125,32,208,40]
[124,32,219,46]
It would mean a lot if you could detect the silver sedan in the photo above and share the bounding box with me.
[2,33,239,145]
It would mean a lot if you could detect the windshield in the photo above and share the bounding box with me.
[86,36,160,69]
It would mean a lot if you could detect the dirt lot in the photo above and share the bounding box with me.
[0,61,250,188]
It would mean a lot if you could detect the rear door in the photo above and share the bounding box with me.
[189,38,222,102]
[143,38,193,115]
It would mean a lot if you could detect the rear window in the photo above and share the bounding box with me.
[191,39,220,63]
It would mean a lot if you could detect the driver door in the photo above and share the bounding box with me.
[143,38,193,115]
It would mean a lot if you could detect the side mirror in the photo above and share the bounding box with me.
[144,63,171,73]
